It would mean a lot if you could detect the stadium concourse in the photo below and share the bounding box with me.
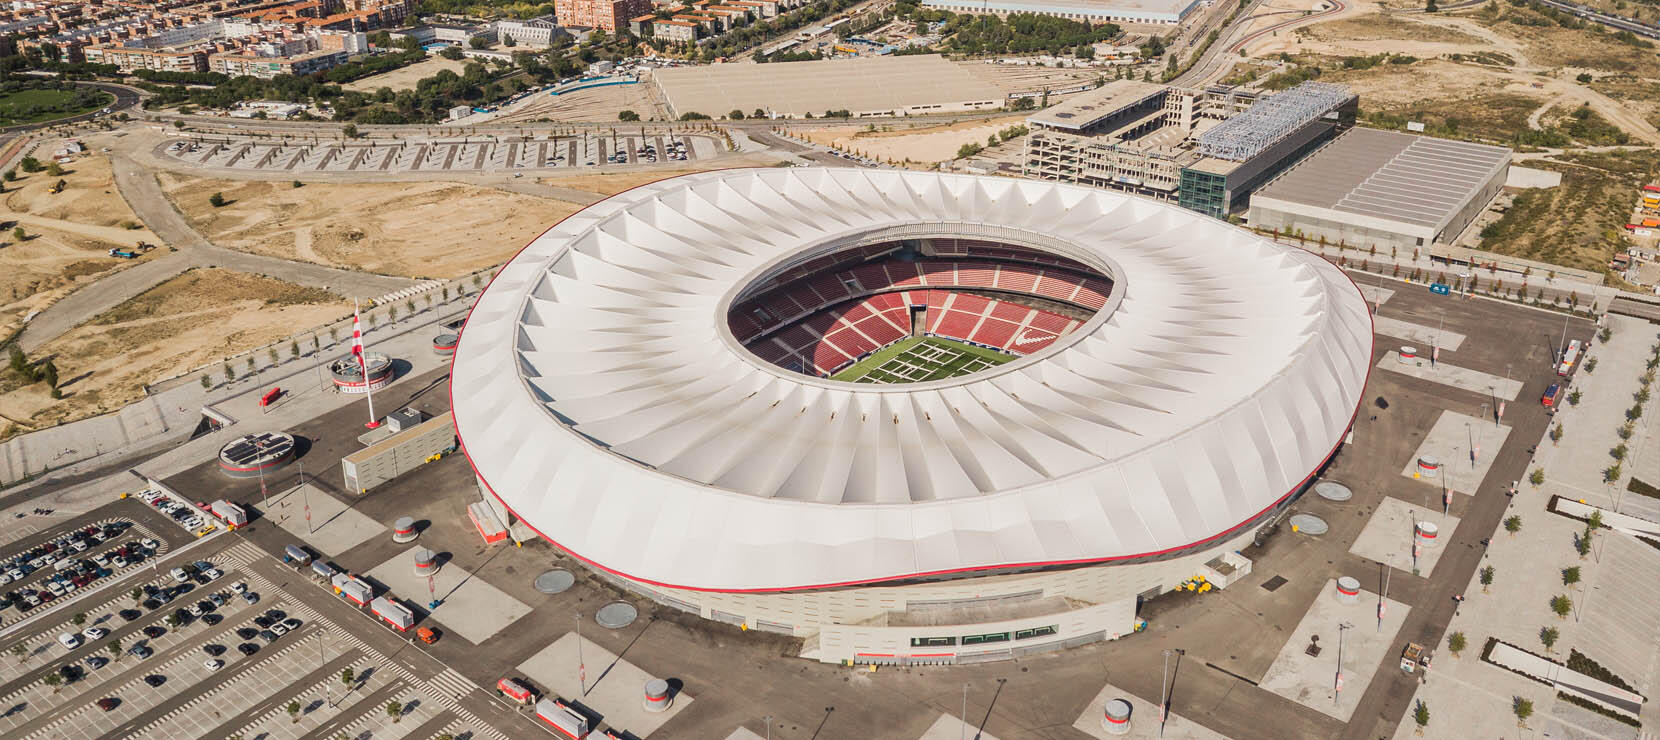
[449,168,1374,665]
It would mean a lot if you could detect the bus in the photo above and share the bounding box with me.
[1557,339,1582,376]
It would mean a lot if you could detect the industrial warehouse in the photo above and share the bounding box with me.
[650,55,1004,119]
[1023,80,1357,217]
[1246,127,1513,252]
[449,168,1373,665]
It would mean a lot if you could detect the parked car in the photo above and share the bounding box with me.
[141,674,165,688]
[96,697,118,711]
[82,627,107,640]
[236,643,258,656]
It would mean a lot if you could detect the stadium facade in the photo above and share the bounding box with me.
[450,169,1373,664]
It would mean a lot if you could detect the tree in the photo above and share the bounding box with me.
[753,108,766,119]
[131,587,143,604]
[1413,700,1429,734]
[503,35,517,47]
[290,340,300,359]
[224,364,235,381]
[1550,594,1573,619]
[387,700,403,722]
[1569,389,1582,405]
[1504,515,1522,535]
[12,226,24,241]
[618,110,640,122]
[9,643,23,662]
[341,667,355,688]
[19,156,42,172]
[208,192,226,208]
[1480,565,1494,592]
[440,46,464,60]
[388,305,398,323]
[342,124,360,139]
[728,109,745,120]
[267,347,279,365]
[167,613,181,627]
[46,162,63,177]
[1577,72,1593,83]
[1447,631,1466,656]
[200,375,211,390]
[292,180,304,188]
[1539,626,1559,653]
[1513,696,1533,726]
[287,700,302,723]
[469,37,488,50]
[1550,423,1563,444]
[44,673,61,693]
[107,638,121,658]
[71,612,85,626]
[1562,566,1580,589]
[1529,468,1545,487]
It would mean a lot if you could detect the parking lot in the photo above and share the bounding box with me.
[159,133,717,174]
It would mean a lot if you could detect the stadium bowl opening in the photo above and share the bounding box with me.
[721,224,1124,387]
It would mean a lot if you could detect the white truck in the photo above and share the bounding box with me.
[209,500,247,528]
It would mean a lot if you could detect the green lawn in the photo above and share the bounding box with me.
[833,336,1015,384]
[0,87,112,126]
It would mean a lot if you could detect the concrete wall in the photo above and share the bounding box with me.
[1438,161,1508,244]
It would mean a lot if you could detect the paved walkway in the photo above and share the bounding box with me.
[16,155,414,352]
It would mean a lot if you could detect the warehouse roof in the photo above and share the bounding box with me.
[1027,79,1167,131]
[651,55,1000,118]
[1252,127,1511,232]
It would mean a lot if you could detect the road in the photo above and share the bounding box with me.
[15,155,413,353]
[1175,0,1351,87]
[0,82,141,137]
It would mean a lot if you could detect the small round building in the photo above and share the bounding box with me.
[217,431,296,479]
[451,169,1373,665]
[330,352,393,393]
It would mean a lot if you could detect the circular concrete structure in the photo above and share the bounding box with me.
[1314,481,1352,502]
[216,431,296,479]
[1102,698,1132,734]
[1415,520,1440,548]
[1417,455,1441,477]
[535,569,576,595]
[450,169,1374,664]
[1399,346,1417,363]
[413,548,437,577]
[643,679,672,713]
[1289,514,1328,536]
[596,601,638,629]
[392,516,417,544]
[433,333,459,356]
[1335,576,1361,603]
[330,352,393,393]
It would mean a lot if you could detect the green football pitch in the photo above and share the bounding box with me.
[832,336,1016,384]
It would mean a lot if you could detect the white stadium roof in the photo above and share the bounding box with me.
[450,168,1373,593]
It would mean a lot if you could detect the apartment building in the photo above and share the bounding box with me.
[553,0,652,32]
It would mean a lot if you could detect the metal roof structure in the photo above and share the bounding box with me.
[1251,127,1512,232]
[450,168,1373,593]
[1198,81,1353,162]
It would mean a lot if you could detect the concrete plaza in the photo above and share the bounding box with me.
[1379,351,1524,401]
[364,547,532,644]
[1398,411,1511,496]
[1070,681,1233,740]
[516,632,692,737]
[1349,496,1461,577]
[264,483,385,557]
[1259,579,1410,721]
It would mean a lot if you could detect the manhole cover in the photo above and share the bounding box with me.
[1260,575,1288,592]
[1314,481,1352,502]
[595,601,638,629]
[534,569,574,595]
[1288,514,1328,536]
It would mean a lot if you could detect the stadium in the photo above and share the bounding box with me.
[450,168,1373,665]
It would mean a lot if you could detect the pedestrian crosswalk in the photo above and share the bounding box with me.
[430,667,475,703]
[219,539,264,567]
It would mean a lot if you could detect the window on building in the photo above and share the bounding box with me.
[1014,625,1059,640]
[961,632,1011,646]
[910,636,957,647]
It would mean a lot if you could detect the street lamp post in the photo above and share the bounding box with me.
[1335,622,1353,706]
[764,715,772,740]
[961,684,968,740]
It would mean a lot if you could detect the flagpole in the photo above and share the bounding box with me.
[354,299,381,429]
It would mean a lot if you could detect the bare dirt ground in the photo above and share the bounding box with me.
[798,114,1030,164]
[343,56,470,93]
[484,81,662,124]
[154,175,580,279]
[0,153,162,339]
[0,267,346,433]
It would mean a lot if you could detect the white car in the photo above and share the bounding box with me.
[230,582,247,594]
[204,659,223,671]
[0,573,10,586]
[201,568,221,581]
[140,539,158,550]
[82,627,107,640]
[169,567,189,583]
[57,633,80,650]
[269,624,288,636]
[47,581,66,596]
[111,556,129,568]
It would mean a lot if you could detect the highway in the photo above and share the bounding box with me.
[1534,0,1660,40]
[0,81,141,136]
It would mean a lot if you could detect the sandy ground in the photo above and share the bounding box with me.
[0,268,346,433]
[0,153,162,339]
[482,81,663,124]
[344,56,470,93]
[799,114,1030,163]
[155,175,580,279]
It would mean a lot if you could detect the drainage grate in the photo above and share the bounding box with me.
[1260,575,1288,592]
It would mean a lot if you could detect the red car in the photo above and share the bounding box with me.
[96,697,118,711]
